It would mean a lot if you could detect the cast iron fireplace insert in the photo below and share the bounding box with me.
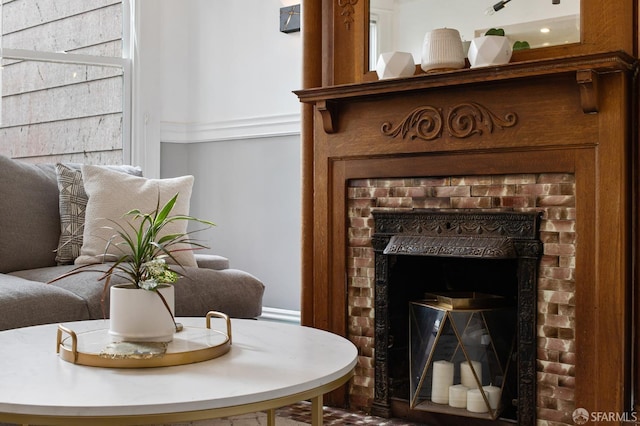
[371,210,542,425]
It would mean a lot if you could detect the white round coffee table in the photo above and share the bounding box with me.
[0,318,357,425]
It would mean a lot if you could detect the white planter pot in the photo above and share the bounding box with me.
[376,51,415,80]
[468,35,513,69]
[109,284,176,343]
[421,28,465,72]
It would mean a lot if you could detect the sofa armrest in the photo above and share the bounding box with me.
[194,254,230,270]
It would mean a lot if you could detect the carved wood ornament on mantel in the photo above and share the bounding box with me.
[338,0,358,29]
[381,102,519,141]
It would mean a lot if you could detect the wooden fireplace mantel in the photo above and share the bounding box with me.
[296,52,637,129]
[297,52,635,101]
[297,44,639,422]
[298,0,640,422]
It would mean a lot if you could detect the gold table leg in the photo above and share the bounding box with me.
[266,408,276,426]
[311,395,323,426]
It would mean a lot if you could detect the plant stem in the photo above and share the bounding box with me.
[155,290,179,332]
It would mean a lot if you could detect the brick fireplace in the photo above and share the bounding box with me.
[347,174,574,423]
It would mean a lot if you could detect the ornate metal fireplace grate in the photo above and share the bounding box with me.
[371,210,543,425]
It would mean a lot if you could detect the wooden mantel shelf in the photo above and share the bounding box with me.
[296,51,636,134]
[296,51,636,104]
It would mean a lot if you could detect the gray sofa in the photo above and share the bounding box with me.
[0,155,264,331]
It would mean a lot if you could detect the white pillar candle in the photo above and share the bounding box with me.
[431,360,454,404]
[460,360,482,389]
[482,385,501,410]
[466,388,489,413]
[448,384,468,408]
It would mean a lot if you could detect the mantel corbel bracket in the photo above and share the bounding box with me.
[576,69,599,114]
[317,100,338,133]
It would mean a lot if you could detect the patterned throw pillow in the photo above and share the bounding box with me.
[55,164,87,264]
[55,164,143,265]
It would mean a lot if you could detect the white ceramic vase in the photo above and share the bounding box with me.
[421,28,465,72]
[468,35,513,69]
[375,51,415,80]
[109,284,176,343]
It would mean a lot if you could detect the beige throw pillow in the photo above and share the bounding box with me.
[76,165,197,267]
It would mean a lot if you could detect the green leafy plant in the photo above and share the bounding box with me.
[50,193,215,323]
[100,193,215,290]
[512,40,531,51]
[484,28,505,37]
[484,28,530,51]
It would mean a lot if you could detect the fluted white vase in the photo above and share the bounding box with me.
[421,28,465,72]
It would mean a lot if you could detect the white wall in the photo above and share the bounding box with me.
[162,136,301,313]
[139,0,302,314]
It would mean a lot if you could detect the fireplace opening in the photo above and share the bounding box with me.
[372,210,542,425]
[387,257,519,418]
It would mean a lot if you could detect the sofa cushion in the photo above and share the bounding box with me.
[0,274,91,330]
[168,267,265,318]
[12,265,264,319]
[54,163,143,265]
[194,253,230,270]
[0,155,59,273]
[76,165,197,267]
[11,264,129,319]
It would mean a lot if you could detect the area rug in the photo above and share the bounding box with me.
[162,412,308,426]
[157,401,421,426]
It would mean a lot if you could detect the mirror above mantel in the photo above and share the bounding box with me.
[369,0,581,70]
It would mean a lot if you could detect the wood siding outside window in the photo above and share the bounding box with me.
[0,0,124,164]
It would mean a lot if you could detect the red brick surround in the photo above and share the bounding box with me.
[346,173,576,425]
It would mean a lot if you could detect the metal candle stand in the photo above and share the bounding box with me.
[409,293,516,420]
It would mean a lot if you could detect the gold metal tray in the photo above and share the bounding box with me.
[424,292,507,309]
[56,311,231,368]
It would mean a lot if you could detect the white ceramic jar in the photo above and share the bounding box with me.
[468,35,513,68]
[376,51,416,79]
[421,28,465,72]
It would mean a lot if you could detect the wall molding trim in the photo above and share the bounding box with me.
[161,113,301,143]
[259,307,301,324]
